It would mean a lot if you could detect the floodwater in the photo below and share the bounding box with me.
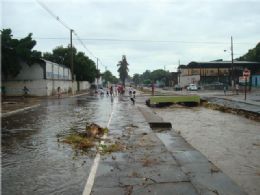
[1,95,118,195]
[155,106,260,195]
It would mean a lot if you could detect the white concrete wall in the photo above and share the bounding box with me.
[78,81,90,91]
[3,59,89,96]
[45,60,71,80]
[179,75,200,87]
[3,80,48,96]
[7,62,44,81]
[3,80,89,96]
[46,80,78,96]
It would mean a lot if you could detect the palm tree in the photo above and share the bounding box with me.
[117,55,129,86]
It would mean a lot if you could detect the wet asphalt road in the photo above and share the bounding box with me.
[2,94,249,195]
[2,95,117,195]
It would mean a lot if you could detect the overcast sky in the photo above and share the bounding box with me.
[2,0,260,76]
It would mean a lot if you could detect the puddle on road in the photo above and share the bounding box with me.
[1,96,119,195]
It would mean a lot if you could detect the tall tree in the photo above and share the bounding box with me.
[43,46,97,82]
[74,52,97,82]
[43,46,76,68]
[237,42,260,62]
[132,73,141,86]
[1,28,41,79]
[102,70,118,84]
[117,55,129,86]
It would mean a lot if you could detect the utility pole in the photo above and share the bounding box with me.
[178,60,180,85]
[96,58,99,86]
[231,36,234,88]
[70,29,74,81]
[70,29,74,95]
[96,58,99,71]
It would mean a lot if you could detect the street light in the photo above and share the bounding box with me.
[224,36,234,87]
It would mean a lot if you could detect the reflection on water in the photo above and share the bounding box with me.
[1,96,115,195]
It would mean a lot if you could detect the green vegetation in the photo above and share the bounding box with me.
[100,142,124,154]
[43,46,97,82]
[1,28,41,79]
[61,123,109,152]
[62,134,95,151]
[117,55,129,86]
[237,42,260,62]
[1,28,112,83]
[102,70,119,85]
[132,69,172,87]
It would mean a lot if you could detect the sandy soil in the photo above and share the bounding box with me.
[156,106,260,195]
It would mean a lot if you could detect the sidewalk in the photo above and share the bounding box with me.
[90,96,246,195]
[201,92,260,114]
[154,87,260,114]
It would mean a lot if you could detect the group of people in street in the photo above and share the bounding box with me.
[95,85,136,105]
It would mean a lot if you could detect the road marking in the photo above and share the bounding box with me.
[82,98,117,195]
[1,104,41,118]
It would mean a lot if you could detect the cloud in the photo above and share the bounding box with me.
[2,0,260,76]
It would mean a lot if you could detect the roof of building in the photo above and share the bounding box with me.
[40,59,69,69]
[185,60,260,69]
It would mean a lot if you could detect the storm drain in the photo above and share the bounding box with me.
[138,107,172,130]
[148,122,172,129]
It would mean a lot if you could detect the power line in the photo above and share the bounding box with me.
[36,0,106,71]
[36,0,70,30]
[25,35,256,45]
[72,31,97,59]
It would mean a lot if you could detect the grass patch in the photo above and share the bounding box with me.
[100,142,124,154]
[62,134,95,151]
[60,123,110,153]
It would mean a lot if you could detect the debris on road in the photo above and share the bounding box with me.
[61,122,109,151]
[100,142,125,154]
[86,123,108,138]
[204,102,260,121]
[62,134,95,151]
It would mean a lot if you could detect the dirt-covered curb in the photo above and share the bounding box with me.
[202,101,260,122]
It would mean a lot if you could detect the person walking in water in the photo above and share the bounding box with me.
[235,83,239,95]
[23,86,29,97]
[130,92,135,105]
[110,86,114,96]
[57,87,61,98]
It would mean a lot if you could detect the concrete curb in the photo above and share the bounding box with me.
[218,97,260,106]
[1,104,41,118]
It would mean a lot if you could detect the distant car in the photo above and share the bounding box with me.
[187,84,198,91]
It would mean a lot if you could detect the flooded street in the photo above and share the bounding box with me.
[156,106,260,195]
[1,95,115,195]
[2,94,258,194]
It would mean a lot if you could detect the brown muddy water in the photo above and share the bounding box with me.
[155,106,260,195]
[1,96,115,195]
